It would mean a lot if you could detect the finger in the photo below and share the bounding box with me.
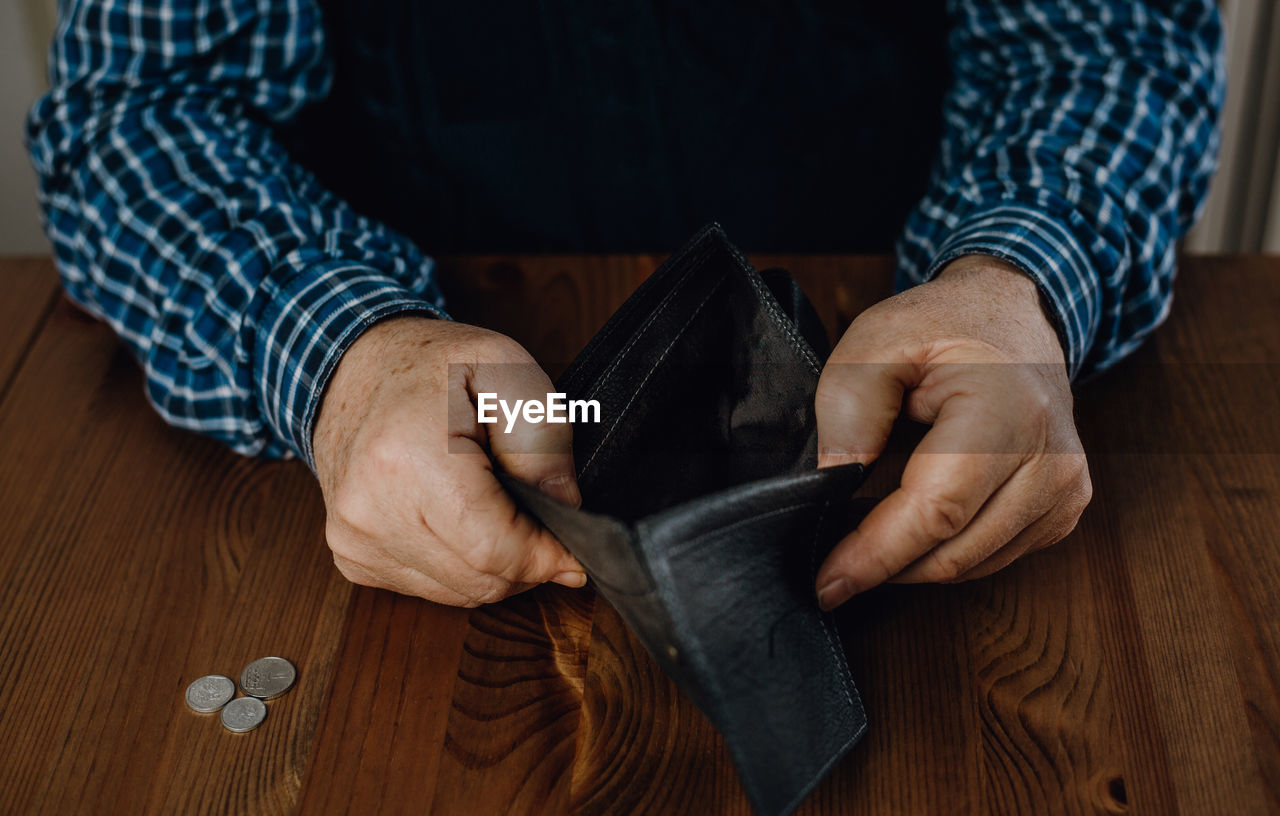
[952,488,1088,581]
[470,358,582,507]
[328,515,508,603]
[944,518,1047,583]
[815,389,1025,609]
[890,465,1049,583]
[429,437,584,585]
[333,551,484,606]
[334,510,561,605]
[815,354,917,468]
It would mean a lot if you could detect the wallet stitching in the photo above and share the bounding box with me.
[810,500,860,715]
[743,267,823,378]
[812,499,864,718]
[579,242,714,402]
[720,233,825,378]
[574,241,718,402]
[776,497,866,816]
[564,226,719,387]
[579,272,729,479]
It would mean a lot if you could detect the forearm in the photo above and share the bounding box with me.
[25,0,447,466]
[898,0,1225,377]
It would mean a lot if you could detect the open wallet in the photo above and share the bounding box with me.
[499,223,872,816]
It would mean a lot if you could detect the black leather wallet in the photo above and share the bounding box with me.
[501,224,870,816]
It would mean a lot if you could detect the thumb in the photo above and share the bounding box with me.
[815,353,917,469]
[471,359,582,508]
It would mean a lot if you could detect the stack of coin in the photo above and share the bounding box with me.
[184,656,297,733]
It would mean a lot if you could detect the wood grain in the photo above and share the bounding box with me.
[297,589,470,815]
[0,293,351,814]
[0,256,60,398]
[569,600,750,816]
[0,255,1278,815]
[429,586,594,815]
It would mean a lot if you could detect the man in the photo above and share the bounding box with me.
[26,1,1223,610]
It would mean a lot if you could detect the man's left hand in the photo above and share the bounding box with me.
[813,255,1092,610]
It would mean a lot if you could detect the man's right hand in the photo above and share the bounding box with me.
[312,316,586,607]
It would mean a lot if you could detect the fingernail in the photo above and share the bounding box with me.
[539,474,582,507]
[552,571,588,588]
[817,578,851,611]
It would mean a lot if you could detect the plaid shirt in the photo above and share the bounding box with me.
[26,0,1224,467]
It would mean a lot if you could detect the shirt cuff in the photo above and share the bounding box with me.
[917,202,1101,380]
[253,261,447,470]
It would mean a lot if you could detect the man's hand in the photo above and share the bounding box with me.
[813,256,1091,610]
[312,316,585,607]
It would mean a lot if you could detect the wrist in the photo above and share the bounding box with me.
[312,315,445,481]
[932,254,1068,368]
[917,202,1098,379]
[252,260,446,471]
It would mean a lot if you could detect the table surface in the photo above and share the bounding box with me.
[0,253,1277,815]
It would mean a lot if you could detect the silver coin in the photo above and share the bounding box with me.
[185,675,236,713]
[239,656,297,699]
[220,696,267,733]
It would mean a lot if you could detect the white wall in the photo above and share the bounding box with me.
[1186,0,1280,253]
[1,0,53,254]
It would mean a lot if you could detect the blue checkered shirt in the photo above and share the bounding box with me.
[26,0,1224,467]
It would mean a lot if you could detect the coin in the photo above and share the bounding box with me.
[239,656,297,699]
[185,675,236,713]
[220,696,267,733]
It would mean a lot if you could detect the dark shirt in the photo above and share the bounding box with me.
[283,1,949,253]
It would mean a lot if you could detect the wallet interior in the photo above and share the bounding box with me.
[561,224,827,520]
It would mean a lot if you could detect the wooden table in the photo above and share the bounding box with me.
[1,254,1277,815]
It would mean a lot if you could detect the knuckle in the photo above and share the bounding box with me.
[331,553,374,588]
[1077,468,1094,506]
[916,492,970,541]
[476,331,531,365]
[851,303,897,336]
[1019,390,1057,441]
[458,524,519,576]
[324,523,356,560]
[328,486,380,535]
[924,550,966,582]
[1047,453,1089,494]
[1068,490,1091,520]
[1046,508,1084,545]
[536,418,574,449]
[1029,383,1055,416]
[1056,467,1093,520]
[462,575,512,606]
[459,541,504,576]
[475,583,511,606]
[365,431,409,474]
[332,558,358,584]
[814,374,854,416]
[863,549,901,587]
[1057,517,1081,541]
[324,511,370,555]
[1046,467,1076,496]
[1032,531,1065,553]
